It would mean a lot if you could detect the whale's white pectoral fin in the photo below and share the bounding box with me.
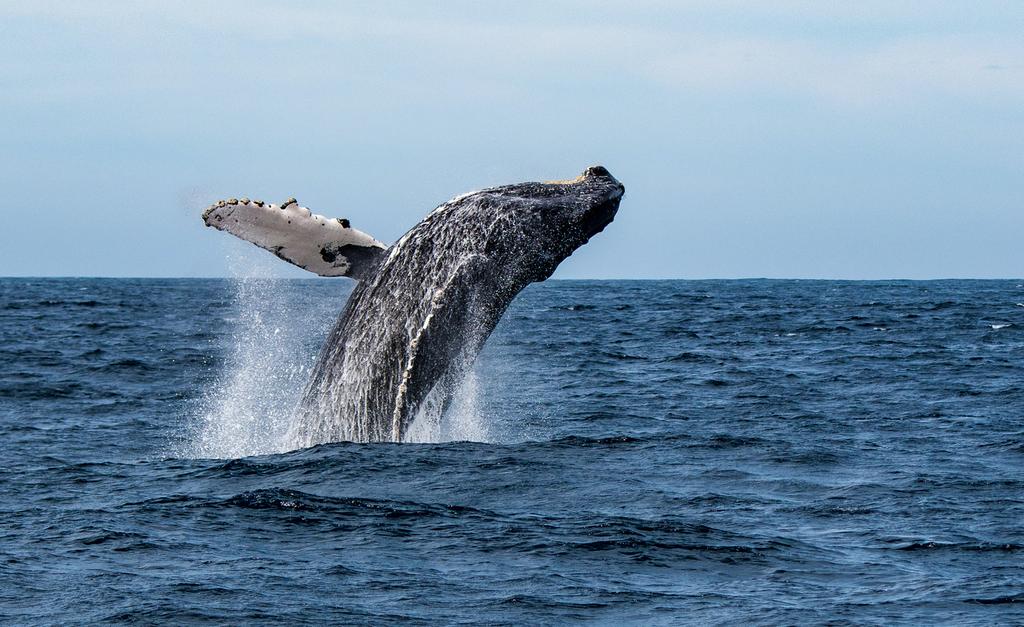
[202,198,387,279]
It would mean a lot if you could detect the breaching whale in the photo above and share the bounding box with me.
[202,166,624,444]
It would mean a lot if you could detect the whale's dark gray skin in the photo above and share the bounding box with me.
[203,166,624,444]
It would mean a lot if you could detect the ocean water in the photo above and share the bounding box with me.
[1,277,1022,624]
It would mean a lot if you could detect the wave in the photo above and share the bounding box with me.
[895,541,1024,552]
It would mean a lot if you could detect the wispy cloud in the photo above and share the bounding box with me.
[3,1,1021,110]
[642,36,1024,106]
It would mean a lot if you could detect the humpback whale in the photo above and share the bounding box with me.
[202,166,624,444]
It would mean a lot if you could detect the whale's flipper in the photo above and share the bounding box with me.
[202,198,387,279]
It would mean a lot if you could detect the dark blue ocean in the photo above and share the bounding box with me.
[2,278,1022,624]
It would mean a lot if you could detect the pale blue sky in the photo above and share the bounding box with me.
[2,1,1021,278]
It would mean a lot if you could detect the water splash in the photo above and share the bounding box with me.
[183,247,499,457]
[183,251,321,458]
[404,370,493,443]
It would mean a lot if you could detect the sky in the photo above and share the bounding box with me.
[1,1,1021,279]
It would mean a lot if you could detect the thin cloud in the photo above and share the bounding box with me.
[642,36,1024,106]
[3,2,1020,110]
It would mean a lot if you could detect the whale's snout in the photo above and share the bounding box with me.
[583,165,625,198]
[579,166,623,239]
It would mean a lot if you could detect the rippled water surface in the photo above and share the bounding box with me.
[2,278,1022,624]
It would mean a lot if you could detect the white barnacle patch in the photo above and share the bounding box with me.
[202,197,387,278]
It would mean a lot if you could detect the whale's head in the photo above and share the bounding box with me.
[546,165,625,242]
[456,165,624,284]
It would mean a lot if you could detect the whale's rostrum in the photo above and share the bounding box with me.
[202,166,624,443]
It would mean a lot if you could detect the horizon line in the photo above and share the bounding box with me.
[2,275,1022,282]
